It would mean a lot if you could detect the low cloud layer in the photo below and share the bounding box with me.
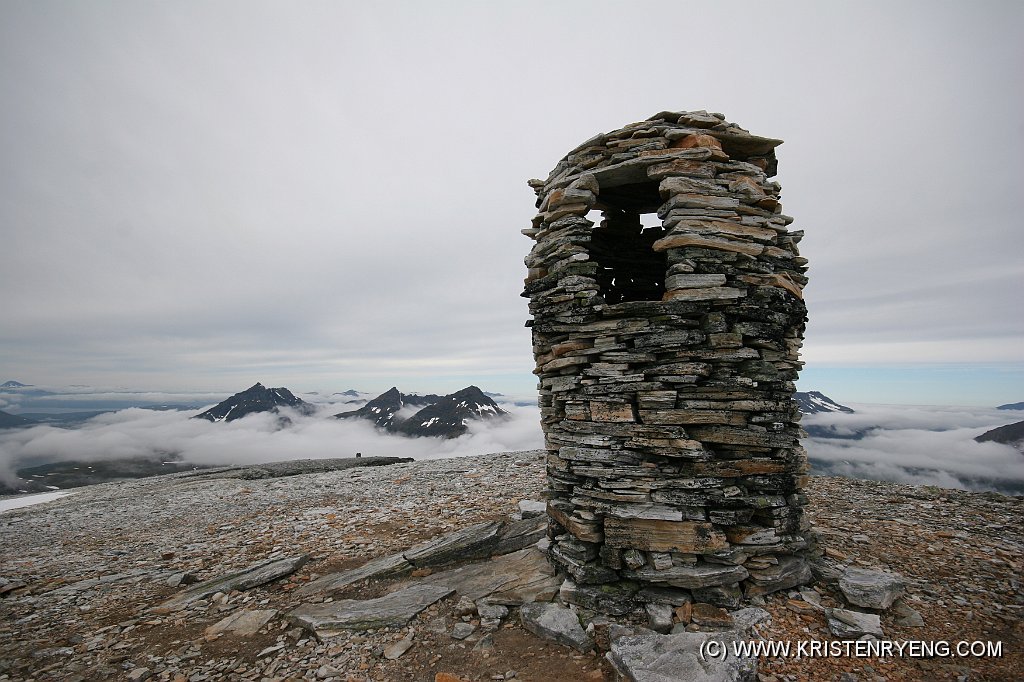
[0,402,545,488]
[3,401,1022,495]
[804,404,1024,494]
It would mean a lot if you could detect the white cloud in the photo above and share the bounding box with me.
[804,404,1024,494]
[0,404,545,487]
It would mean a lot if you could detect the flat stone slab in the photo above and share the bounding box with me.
[608,631,757,682]
[288,583,455,635]
[49,568,155,595]
[416,547,560,605]
[183,457,414,480]
[153,555,308,613]
[404,521,503,567]
[490,516,546,556]
[295,519,544,598]
[295,552,411,597]
[518,499,546,518]
[839,567,906,610]
[745,556,811,596]
[625,563,749,589]
[205,608,278,637]
[520,602,593,652]
[826,608,884,638]
[731,607,771,634]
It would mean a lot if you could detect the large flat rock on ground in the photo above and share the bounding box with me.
[415,546,560,604]
[295,552,411,597]
[205,609,278,637]
[403,521,503,567]
[288,583,455,635]
[838,567,905,609]
[153,555,308,613]
[295,518,546,598]
[609,631,757,682]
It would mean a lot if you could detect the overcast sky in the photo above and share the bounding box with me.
[1,1,1021,405]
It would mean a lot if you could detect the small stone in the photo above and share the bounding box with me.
[165,572,197,588]
[477,602,509,620]
[383,632,414,660]
[256,643,285,658]
[690,602,733,627]
[473,633,495,652]
[892,600,925,627]
[623,549,646,569]
[645,603,674,633]
[650,552,673,570]
[799,588,822,608]
[316,664,340,679]
[127,669,152,682]
[732,607,771,633]
[454,596,477,616]
[826,608,884,638]
[518,500,546,518]
[451,622,475,640]
[520,602,593,652]
[839,567,906,610]
[744,556,811,596]
[204,609,277,637]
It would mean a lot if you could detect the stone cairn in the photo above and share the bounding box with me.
[522,110,813,613]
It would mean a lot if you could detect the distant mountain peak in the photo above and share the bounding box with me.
[335,385,504,437]
[795,391,854,415]
[975,420,1024,453]
[194,383,313,423]
[997,402,1024,411]
[396,385,507,438]
[0,409,36,429]
[334,386,421,429]
[1,380,30,388]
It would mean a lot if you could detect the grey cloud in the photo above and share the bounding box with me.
[0,2,1021,398]
[804,404,1024,494]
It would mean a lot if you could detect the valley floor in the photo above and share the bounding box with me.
[0,451,1021,681]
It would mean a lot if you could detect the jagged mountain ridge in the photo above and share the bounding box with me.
[337,385,505,438]
[395,386,507,438]
[795,391,854,415]
[332,388,443,429]
[334,387,408,429]
[193,383,314,423]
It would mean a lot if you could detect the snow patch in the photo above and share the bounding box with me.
[0,491,74,513]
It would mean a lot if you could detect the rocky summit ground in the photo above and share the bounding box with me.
[0,451,1021,682]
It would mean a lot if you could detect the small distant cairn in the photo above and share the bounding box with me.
[522,110,813,610]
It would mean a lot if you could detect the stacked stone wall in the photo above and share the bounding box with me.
[522,110,813,611]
